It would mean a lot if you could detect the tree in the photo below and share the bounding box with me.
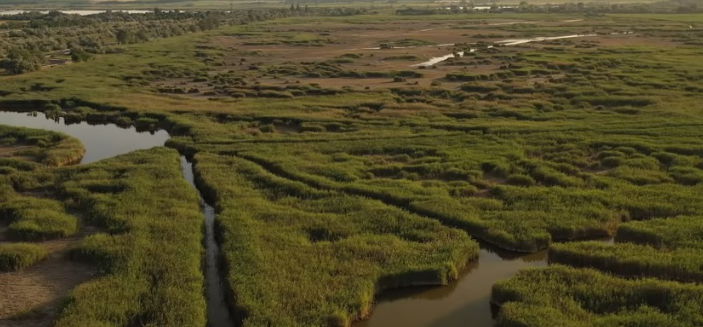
[0,47,44,74]
[70,48,92,62]
[115,29,132,44]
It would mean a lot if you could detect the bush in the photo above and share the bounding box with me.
[0,47,45,74]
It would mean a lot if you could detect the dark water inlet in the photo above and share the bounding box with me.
[1,110,549,327]
[180,157,234,327]
[0,110,233,326]
[356,247,547,327]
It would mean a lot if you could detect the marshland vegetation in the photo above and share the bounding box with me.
[0,4,702,327]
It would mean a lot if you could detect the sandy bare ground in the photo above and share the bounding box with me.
[0,236,97,326]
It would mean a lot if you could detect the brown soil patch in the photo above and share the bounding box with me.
[0,236,97,326]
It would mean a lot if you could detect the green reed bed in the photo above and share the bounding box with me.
[0,242,48,271]
[0,124,85,166]
[616,215,703,249]
[193,152,478,326]
[549,241,703,283]
[51,148,206,327]
[1,196,78,241]
[492,265,703,327]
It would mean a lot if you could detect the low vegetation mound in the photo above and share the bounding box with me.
[0,242,48,271]
[492,265,703,327]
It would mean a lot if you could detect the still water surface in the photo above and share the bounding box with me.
[356,247,546,327]
[0,111,169,163]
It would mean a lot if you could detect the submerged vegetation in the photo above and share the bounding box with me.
[0,4,702,327]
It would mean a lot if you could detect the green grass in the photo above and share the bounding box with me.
[616,215,703,249]
[0,242,48,271]
[194,152,478,326]
[0,10,702,327]
[492,265,703,327]
[51,148,206,327]
[1,196,79,241]
[549,241,703,282]
[0,124,85,166]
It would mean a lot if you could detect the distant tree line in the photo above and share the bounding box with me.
[397,0,701,15]
[0,7,366,75]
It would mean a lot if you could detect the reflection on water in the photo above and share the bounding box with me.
[356,246,547,327]
[0,111,169,164]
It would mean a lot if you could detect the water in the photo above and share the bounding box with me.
[495,34,596,46]
[180,157,234,327]
[0,111,168,164]
[413,49,475,67]
[411,34,595,67]
[361,43,454,50]
[356,247,547,327]
[0,110,233,326]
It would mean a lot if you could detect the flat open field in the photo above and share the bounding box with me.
[0,7,702,327]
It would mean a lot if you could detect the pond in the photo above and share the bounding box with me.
[0,111,169,164]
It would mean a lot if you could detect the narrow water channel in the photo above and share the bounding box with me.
[0,110,233,327]
[180,157,234,327]
[1,110,548,327]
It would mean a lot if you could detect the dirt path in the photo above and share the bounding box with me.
[0,237,97,326]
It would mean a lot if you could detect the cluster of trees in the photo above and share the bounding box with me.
[0,7,366,75]
[0,47,44,74]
